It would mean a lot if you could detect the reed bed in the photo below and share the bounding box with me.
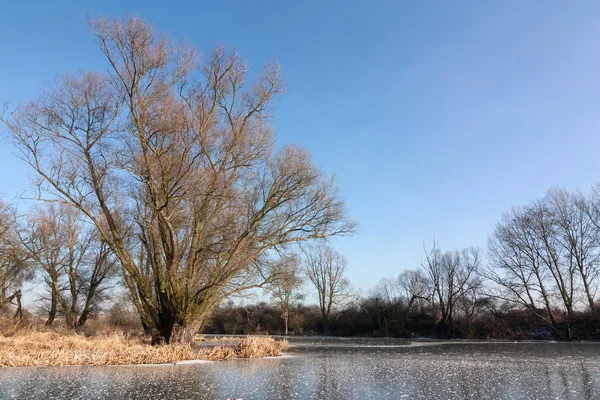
[0,330,288,367]
[203,336,289,360]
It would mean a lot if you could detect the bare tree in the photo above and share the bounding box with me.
[266,254,304,335]
[76,240,120,327]
[422,243,481,336]
[554,190,599,316]
[371,277,400,336]
[454,273,483,335]
[0,200,30,318]
[486,191,590,340]
[486,205,561,333]
[2,16,354,343]
[372,269,430,336]
[17,203,118,328]
[530,196,577,339]
[397,269,431,311]
[304,244,354,334]
[580,185,600,315]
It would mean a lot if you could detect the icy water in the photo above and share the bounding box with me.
[1,340,599,399]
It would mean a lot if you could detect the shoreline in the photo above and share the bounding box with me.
[1,353,299,370]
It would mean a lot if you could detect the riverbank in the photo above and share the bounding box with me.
[0,331,288,367]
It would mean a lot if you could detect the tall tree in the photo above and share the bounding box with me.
[18,204,118,328]
[486,205,562,334]
[267,254,304,335]
[486,189,600,339]
[0,200,30,317]
[305,244,354,334]
[422,243,481,336]
[2,16,354,343]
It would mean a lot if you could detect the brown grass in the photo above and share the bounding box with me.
[202,336,289,360]
[0,328,288,367]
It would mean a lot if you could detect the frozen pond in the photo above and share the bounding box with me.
[1,339,599,399]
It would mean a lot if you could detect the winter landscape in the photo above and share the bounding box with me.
[1,2,600,399]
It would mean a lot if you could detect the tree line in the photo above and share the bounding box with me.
[205,187,600,340]
[6,185,599,341]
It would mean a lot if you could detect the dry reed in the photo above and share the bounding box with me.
[0,329,288,367]
[202,337,289,360]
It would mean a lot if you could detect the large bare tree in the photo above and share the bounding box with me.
[2,16,353,343]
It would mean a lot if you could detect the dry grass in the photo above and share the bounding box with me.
[0,326,288,367]
[195,335,243,343]
[202,336,288,360]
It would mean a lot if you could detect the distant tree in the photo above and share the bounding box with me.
[454,272,483,335]
[373,270,430,336]
[266,254,304,335]
[576,187,600,316]
[305,244,354,334]
[487,205,558,330]
[2,16,354,343]
[17,204,118,328]
[397,269,431,311]
[486,189,600,339]
[422,243,481,336]
[0,199,31,317]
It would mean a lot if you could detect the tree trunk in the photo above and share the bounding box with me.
[581,276,597,319]
[153,319,201,344]
[76,285,98,329]
[141,320,152,335]
[151,308,203,345]
[76,312,89,329]
[1,290,23,319]
[46,289,58,326]
[169,323,199,344]
[322,318,330,335]
[76,299,93,329]
[65,310,75,329]
[12,291,23,320]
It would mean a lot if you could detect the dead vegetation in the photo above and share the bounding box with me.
[0,318,288,367]
[202,336,288,360]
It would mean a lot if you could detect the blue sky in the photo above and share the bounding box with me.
[2,1,600,293]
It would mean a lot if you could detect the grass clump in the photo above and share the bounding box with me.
[203,337,289,360]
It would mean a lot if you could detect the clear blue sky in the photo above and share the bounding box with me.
[2,1,600,293]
